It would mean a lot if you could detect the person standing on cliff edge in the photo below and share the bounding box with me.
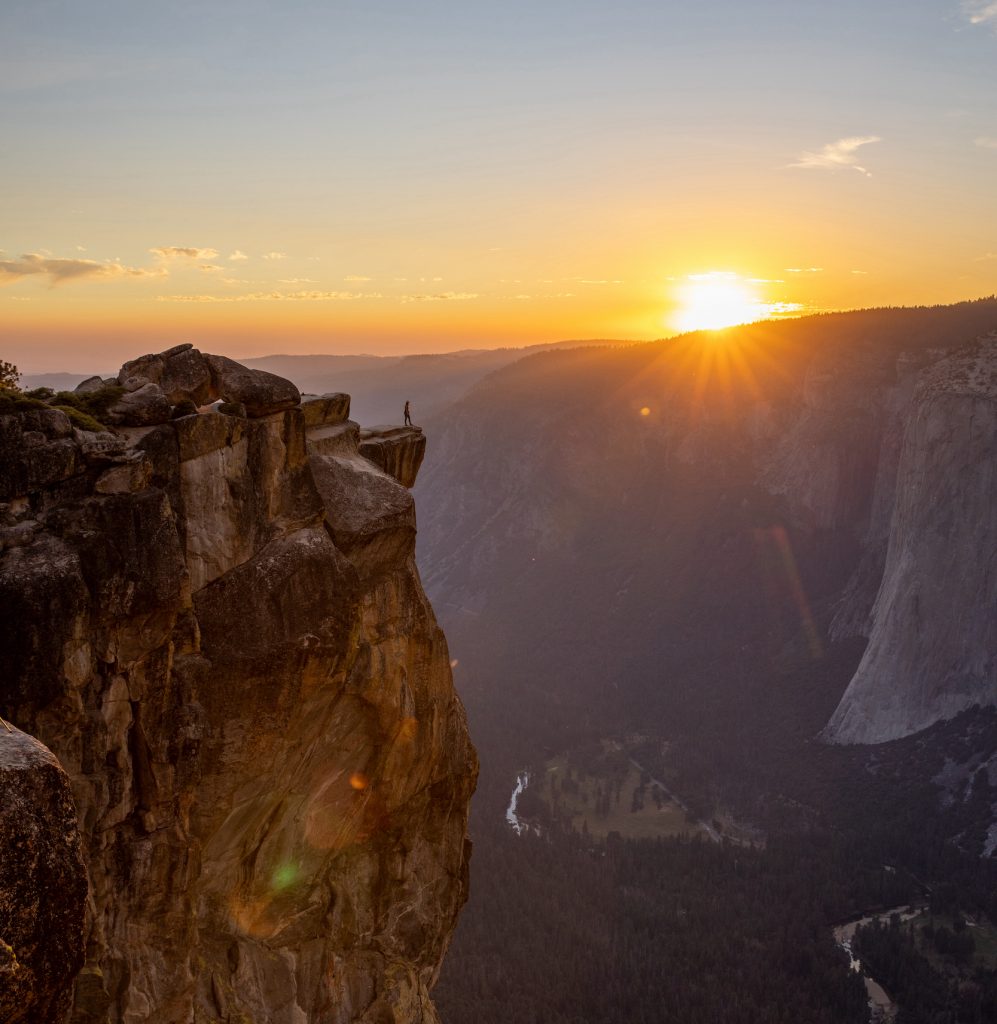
[404,400,412,426]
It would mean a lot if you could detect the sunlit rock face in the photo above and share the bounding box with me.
[0,348,476,1024]
[357,427,426,490]
[0,727,87,1024]
[824,340,997,743]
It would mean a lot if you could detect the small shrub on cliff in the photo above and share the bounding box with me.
[53,405,105,432]
[0,391,47,415]
[24,387,54,401]
[53,385,125,419]
[0,359,20,390]
[171,399,199,419]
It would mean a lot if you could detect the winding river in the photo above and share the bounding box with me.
[833,905,923,1020]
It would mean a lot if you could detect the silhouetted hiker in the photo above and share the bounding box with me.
[404,400,412,426]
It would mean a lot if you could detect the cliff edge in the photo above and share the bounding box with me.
[823,338,997,743]
[0,345,476,1023]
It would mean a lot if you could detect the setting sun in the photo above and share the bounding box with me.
[671,273,769,333]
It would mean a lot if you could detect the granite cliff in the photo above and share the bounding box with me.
[822,338,997,743]
[0,344,475,1023]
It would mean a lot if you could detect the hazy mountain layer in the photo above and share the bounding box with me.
[415,301,997,765]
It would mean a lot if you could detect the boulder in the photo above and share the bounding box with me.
[309,451,416,580]
[19,408,73,440]
[0,727,88,1024]
[119,344,215,406]
[73,376,105,394]
[105,383,172,427]
[300,392,351,428]
[206,355,300,418]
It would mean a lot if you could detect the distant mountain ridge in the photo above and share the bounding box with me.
[21,338,636,427]
[414,299,997,779]
[242,339,637,424]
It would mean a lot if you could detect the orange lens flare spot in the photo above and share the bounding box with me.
[640,406,651,417]
[349,772,369,791]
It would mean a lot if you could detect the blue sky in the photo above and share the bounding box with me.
[2,1,996,369]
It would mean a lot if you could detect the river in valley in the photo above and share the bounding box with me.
[833,905,923,1020]
[505,771,531,834]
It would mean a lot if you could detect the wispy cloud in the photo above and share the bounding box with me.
[789,136,881,176]
[228,250,248,261]
[851,269,869,275]
[278,278,315,284]
[975,136,997,149]
[0,253,164,286]
[150,246,218,260]
[785,267,824,273]
[262,251,286,261]
[975,252,997,261]
[158,290,381,302]
[578,278,623,285]
[344,274,371,282]
[400,291,478,303]
[963,2,997,28]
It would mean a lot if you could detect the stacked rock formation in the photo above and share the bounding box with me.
[0,345,474,1023]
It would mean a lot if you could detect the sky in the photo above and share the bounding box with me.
[2,0,997,372]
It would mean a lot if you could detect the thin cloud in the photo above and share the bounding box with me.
[150,246,218,260]
[279,278,315,284]
[400,292,478,303]
[975,136,997,149]
[963,2,997,27]
[975,252,997,261]
[199,264,223,272]
[789,136,881,176]
[262,252,287,261]
[158,290,382,302]
[228,250,248,261]
[785,267,824,273]
[344,275,371,282]
[578,278,624,285]
[0,253,164,286]
[851,269,869,275]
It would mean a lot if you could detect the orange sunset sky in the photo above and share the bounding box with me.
[3,1,997,372]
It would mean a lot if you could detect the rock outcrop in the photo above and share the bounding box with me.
[0,346,476,1023]
[823,340,997,743]
[0,726,88,1024]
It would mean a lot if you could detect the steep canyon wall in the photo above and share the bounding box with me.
[0,346,475,1023]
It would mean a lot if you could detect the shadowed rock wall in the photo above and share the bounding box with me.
[0,727,88,1024]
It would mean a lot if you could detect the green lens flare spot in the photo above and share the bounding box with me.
[272,862,299,891]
